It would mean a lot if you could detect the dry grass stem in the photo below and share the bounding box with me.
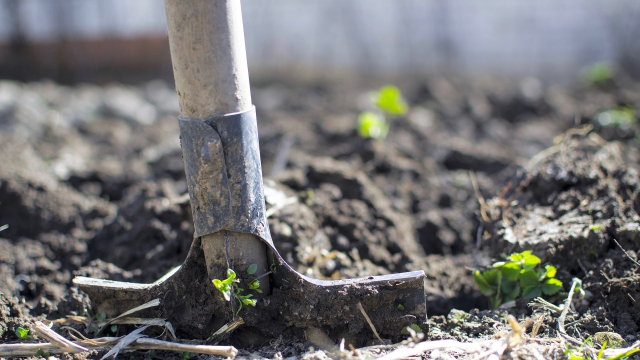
[356,302,384,344]
[0,336,238,358]
[32,321,89,353]
[614,239,640,267]
[558,278,582,345]
[100,325,149,360]
[530,314,546,338]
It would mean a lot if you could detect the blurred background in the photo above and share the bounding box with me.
[0,0,639,84]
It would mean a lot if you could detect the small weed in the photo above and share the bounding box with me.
[593,106,636,129]
[36,349,51,358]
[96,312,107,323]
[589,224,603,231]
[247,264,257,275]
[474,250,562,308]
[401,324,423,335]
[15,327,30,340]
[358,112,388,139]
[357,86,408,140]
[212,265,263,316]
[111,324,118,333]
[396,304,404,311]
[583,62,614,85]
[565,338,639,360]
[374,86,408,116]
[179,352,193,360]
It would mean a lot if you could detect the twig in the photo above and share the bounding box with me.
[357,302,384,344]
[207,317,244,344]
[558,278,582,345]
[97,298,161,336]
[469,172,489,222]
[32,321,89,353]
[255,271,272,281]
[100,325,149,360]
[614,239,640,267]
[0,337,238,358]
[530,314,546,338]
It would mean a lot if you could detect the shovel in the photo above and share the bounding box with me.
[74,0,426,345]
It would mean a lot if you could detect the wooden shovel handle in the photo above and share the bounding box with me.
[165,0,252,119]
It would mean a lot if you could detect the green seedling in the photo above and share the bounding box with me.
[590,224,603,231]
[212,264,263,316]
[474,250,563,308]
[401,324,423,335]
[358,112,388,140]
[565,337,638,360]
[96,312,107,322]
[373,86,408,116]
[593,106,636,129]
[15,327,30,340]
[357,86,408,140]
[36,349,51,358]
[111,325,118,333]
[583,62,614,85]
[180,352,193,360]
[396,304,405,311]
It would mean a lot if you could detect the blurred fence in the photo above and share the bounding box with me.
[0,0,639,83]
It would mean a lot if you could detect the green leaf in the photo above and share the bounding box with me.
[111,325,118,333]
[358,112,389,139]
[96,312,107,322]
[249,279,260,290]
[523,254,541,270]
[492,261,506,267]
[473,270,496,296]
[499,262,521,280]
[597,341,607,360]
[247,264,258,275]
[503,282,521,303]
[483,269,500,286]
[15,327,28,340]
[241,297,257,307]
[584,62,613,84]
[221,288,231,302]
[397,304,405,311]
[36,349,51,358]
[374,86,408,116]
[226,269,236,281]
[519,270,540,288]
[545,265,557,279]
[541,278,563,295]
[509,251,530,262]
[213,279,224,290]
[522,285,542,299]
[501,279,518,296]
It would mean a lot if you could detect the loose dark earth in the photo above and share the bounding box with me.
[1,74,640,359]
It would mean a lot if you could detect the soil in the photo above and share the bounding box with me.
[1,73,640,358]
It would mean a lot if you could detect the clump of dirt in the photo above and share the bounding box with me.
[482,133,640,340]
[0,292,30,342]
